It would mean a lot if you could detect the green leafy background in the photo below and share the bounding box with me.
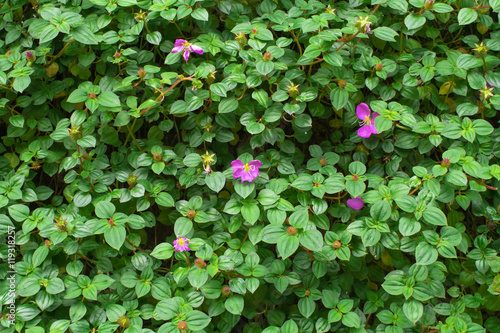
[1,0,500,332]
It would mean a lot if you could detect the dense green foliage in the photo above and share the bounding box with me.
[1,0,500,332]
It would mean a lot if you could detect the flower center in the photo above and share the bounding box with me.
[178,238,186,245]
[359,115,371,127]
[243,163,253,172]
[182,41,190,48]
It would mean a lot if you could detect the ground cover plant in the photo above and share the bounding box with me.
[1,0,500,332]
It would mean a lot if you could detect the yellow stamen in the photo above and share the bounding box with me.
[182,41,190,48]
[243,163,253,172]
[178,238,187,245]
[364,115,371,125]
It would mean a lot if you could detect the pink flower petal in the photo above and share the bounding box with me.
[232,160,244,168]
[233,168,243,179]
[171,45,184,53]
[356,103,370,120]
[189,45,204,55]
[249,160,262,168]
[358,125,372,138]
[174,39,186,47]
[240,171,254,183]
[183,49,190,62]
[369,123,378,134]
[347,197,363,210]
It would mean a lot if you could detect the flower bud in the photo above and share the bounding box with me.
[352,174,359,181]
[118,315,130,328]
[222,286,231,296]
[187,209,197,220]
[114,52,121,58]
[287,82,300,98]
[235,32,247,48]
[333,240,342,249]
[177,321,187,331]
[26,51,36,62]
[337,79,347,89]
[441,158,451,168]
[138,68,146,79]
[423,0,434,11]
[153,153,163,162]
[251,28,258,34]
[480,84,494,100]
[319,158,327,166]
[45,240,51,247]
[375,63,383,71]
[88,93,97,99]
[127,174,137,188]
[305,290,310,296]
[287,226,297,236]
[194,258,205,268]
[263,51,272,62]
[109,219,114,227]
[6,50,13,56]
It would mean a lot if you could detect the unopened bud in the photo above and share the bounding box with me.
[118,315,130,328]
[423,0,434,10]
[194,258,205,268]
[222,286,231,296]
[45,240,51,247]
[305,290,310,296]
[352,174,359,181]
[333,241,342,249]
[177,321,187,331]
[287,226,297,236]
[337,79,347,89]
[235,32,247,47]
[127,174,137,187]
[138,68,146,79]
[26,51,35,62]
[109,219,114,227]
[319,158,327,166]
[263,51,272,62]
[441,158,451,168]
[287,82,300,98]
[251,29,257,34]
[187,209,196,220]
[153,153,163,162]
[88,93,97,99]
[375,63,383,71]
[6,50,13,56]
[114,52,121,58]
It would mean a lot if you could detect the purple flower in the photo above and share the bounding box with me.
[171,39,203,62]
[356,103,380,138]
[347,196,364,210]
[173,237,190,252]
[231,159,262,183]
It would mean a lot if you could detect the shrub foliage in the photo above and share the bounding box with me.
[1,0,500,332]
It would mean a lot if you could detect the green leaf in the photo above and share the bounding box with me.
[191,8,209,21]
[298,297,316,318]
[205,172,226,193]
[300,229,324,251]
[151,243,174,259]
[71,25,98,45]
[98,91,121,107]
[405,14,426,30]
[104,225,126,250]
[373,27,398,42]
[370,200,391,221]
[403,299,423,323]
[277,234,299,259]
[458,8,478,25]
[415,242,438,265]
[95,201,115,218]
[423,207,447,226]
[225,295,244,315]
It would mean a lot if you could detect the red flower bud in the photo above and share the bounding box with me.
[88,93,97,99]
[177,321,187,331]
[26,51,36,62]
[305,290,310,296]
[194,258,205,268]
[375,63,383,71]
[138,68,146,79]
[352,174,359,181]
[287,226,297,236]
[263,51,272,62]
[319,158,327,166]
[441,158,451,168]
[153,153,163,162]
[337,79,347,89]
[109,219,114,227]
[187,209,196,220]
[222,286,231,296]
[333,240,342,249]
